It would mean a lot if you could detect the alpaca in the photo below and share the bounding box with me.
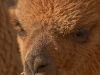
[16,0,100,75]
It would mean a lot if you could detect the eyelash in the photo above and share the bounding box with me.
[74,30,90,38]
[70,29,91,43]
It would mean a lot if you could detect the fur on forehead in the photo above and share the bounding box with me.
[16,0,100,34]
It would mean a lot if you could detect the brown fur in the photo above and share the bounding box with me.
[0,0,22,75]
[16,0,100,75]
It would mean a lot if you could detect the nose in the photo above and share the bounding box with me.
[26,56,48,74]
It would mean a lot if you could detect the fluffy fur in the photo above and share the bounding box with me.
[16,0,100,75]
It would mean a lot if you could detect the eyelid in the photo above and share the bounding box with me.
[75,29,91,37]
[73,24,94,36]
[69,27,92,43]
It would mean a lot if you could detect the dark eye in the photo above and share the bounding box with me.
[15,21,27,37]
[71,29,91,43]
[75,30,90,37]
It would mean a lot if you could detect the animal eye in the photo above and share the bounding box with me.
[15,21,27,37]
[75,30,90,37]
[71,29,90,43]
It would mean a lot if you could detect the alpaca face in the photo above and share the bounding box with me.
[16,0,100,75]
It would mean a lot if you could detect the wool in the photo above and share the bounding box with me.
[16,0,100,75]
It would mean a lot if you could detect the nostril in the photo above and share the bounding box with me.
[38,64,48,69]
[34,56,48,73]
[25,56,49,74]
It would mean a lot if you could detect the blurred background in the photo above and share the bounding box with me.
[0,0,23,75]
